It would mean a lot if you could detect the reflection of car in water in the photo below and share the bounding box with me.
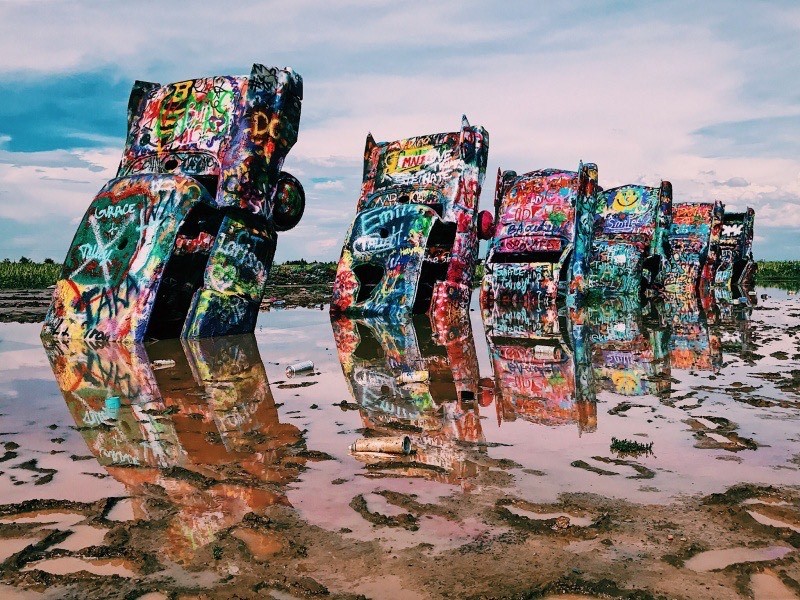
[43,334,303,563]
[481,303,597,434]
[584,299,671,398]
[43,64,305,342]
[572,181,672,299]
[714,208,756,290]
[331,116,491,318]
[480,163,597,307]
[712,287,756,357]
[656,293,722,372]
[661,202,724,293]
[331,310,487,485]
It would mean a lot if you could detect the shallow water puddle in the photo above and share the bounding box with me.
[685,546,794,571]
[750,569,797,600]
[0,510,85,527]
[0,538,40,562]
[506,505,593,527]
[22,556,137,577]
[351,575,428,600]
[106,498,135,522]
[231,528,283,560]
[746,509,800,533]
[51,524,108,551]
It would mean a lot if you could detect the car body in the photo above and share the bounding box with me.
[42,64,305,342]
[480,163,598,308]
[714,208,756,289]
[660,201,724,293]
[330,116,490,318]
[571,181,672,299]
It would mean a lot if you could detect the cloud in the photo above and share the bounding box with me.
[312,179,345,191]
[714,177,750,187]
[1,1,800,260]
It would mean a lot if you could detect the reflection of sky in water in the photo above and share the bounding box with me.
[0,288,798,540]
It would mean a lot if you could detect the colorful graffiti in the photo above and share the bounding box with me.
[331,311,487,486]
[43,64,305,342]
[660,202,724,293]
[42,334,304,563]
[331,116,490,317]
[571,181,672,299]
[481,164,597,307]
[714,208,757,289]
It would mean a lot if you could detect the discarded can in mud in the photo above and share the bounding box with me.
[151,359,176,370]
[286,360,314,378]
[350,436,412,455]
[397,370,429,385]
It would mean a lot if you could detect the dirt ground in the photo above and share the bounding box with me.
[0,479,799,599]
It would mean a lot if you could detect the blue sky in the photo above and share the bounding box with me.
[0,0,798,261]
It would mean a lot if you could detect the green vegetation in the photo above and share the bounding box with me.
[610,436,654,457]
[269,260,337,286]
[755,261,800,283]
[2,257,798,290]
[0,258,61,289]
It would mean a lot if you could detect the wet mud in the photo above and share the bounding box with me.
[0,287,798,598]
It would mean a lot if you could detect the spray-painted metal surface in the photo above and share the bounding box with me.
[481,304,597,434]
[714,208,756,289]
[661,202,724,293]
[571,182,672,299]
[481,163,597,308]
[43,64,305,342]
[331,311,486,485]
[331,116,489,317]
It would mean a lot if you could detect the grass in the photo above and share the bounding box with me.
[755,260,800,283]
[0,259,62,289]
[2,258,798,290]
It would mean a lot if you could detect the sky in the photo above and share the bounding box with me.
[0,0,798,262]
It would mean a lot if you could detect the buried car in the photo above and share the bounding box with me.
[571,181,672,299]
[480,163,598,307]
[42,64,305,342]
[714,208,756,289]
[330,116,491,317]
[660,201,724,293]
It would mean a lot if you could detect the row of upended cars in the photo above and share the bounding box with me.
[42,65,756,342]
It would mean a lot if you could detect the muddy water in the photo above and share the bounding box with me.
[0,287,798,598]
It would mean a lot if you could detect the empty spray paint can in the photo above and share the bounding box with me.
[397,370,429,385]
[286,360,314,378]
[350,436,412,455]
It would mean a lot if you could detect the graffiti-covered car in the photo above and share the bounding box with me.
[331,116,490,317]
[714,208,756,289]
[572,182,672,299]
[660,201,724,293]
[480,163,598,307]
[42,64,305,342]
